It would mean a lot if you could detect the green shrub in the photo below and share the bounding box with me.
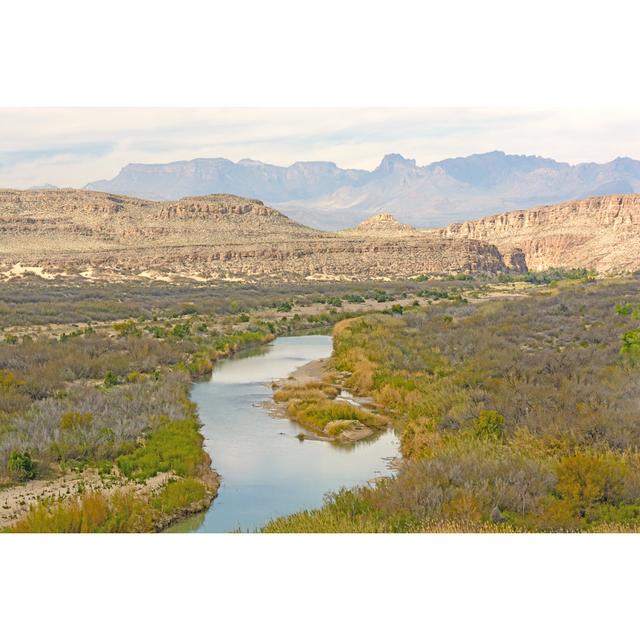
[103,370,119,387]
[171,323,191,339]
[8,450,37,481]
[621,329,640,363]
[151,478,206,514]
[615,303,633,316]
[113,320,141,337]
[9,491,154,533]
[116,416,206,481]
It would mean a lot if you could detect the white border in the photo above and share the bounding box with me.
[2,533,639,638]
[2,1,640,638]
[1,0,640,107]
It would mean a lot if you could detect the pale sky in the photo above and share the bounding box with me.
[1,108,639,189]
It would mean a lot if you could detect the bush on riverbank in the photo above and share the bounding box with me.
[266,276,640,532]
[6,476,209,532]
[152,478,206,514]
[117,413,207,481]
[274,380,386,436]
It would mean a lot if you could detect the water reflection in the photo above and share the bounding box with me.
[168,335,399,533]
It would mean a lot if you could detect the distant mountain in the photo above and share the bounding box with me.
[86,158,368,203]
[27,183,58,190]
[85,151,640,229]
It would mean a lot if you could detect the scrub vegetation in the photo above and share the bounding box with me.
[2,276,457,531]
[0,277,494,329]
[265,276,640,532]
[0,324,272,479]
[4,271,630,533]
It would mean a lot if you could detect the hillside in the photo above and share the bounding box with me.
[84,151,640,229]
[0,189,508,281]
[437,194,640,273]
[343,213,416,235]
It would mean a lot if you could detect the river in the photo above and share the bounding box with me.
[166,335,400,533]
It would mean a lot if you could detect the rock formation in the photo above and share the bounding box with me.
[3,189,636,281]
[437,194,640,273]
[344,213,416,235]
[0,190,509,281]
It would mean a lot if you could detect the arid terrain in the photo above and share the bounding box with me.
[1,189,638,281]
[0,189,508,281]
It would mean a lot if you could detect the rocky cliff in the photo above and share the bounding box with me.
[0,190,509,281]
[437,194,640,273]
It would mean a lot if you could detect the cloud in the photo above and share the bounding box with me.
[0,108,639,188]
[0,142,113,168]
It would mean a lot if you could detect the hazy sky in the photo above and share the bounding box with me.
[1,108,639,189]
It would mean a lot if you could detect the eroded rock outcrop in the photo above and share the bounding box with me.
[0,190,509,281]
[345,212,416,235]
[437,194,640,273]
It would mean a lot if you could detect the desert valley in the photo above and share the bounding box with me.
[1,147,640,534]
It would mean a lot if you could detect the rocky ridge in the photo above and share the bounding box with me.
[3,190,637,280]
[436,194,640,273]
[0,189,509,281]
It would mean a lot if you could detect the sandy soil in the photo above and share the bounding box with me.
[288,357,330,383]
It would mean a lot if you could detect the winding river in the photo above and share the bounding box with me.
[167,335,400,533]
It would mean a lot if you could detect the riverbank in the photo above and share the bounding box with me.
[152,461,220,532]
[263,276,640,533]
[0,327,268,532]
[3,396,223,532]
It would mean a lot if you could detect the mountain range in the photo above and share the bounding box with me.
[84,151,640,229]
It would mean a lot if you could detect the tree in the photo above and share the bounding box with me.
[555,452,627,519]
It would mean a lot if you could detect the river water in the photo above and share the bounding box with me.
[167,335,399,533]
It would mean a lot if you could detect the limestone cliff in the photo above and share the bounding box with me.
[437,194,640,273]
[0,190,508,281]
